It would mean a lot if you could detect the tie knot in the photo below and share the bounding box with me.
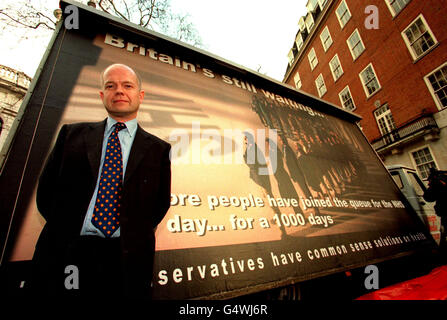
[115,122,126,132]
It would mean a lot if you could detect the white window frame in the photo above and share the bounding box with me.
[307,0,319,13]
[385,0,412,17]
[401,14,438,61]
[295,33,304,51]
[315,74,327,97]
[294,72,302,89]
[298,17,306,32]
[305,13,315,33]
[409,145,439,180]
[357,122,363,131]
[329,54,344,81]
[318,0,328,10]
[359,63,381,98]
[339,86,356,111]
[424,62,447,111]
[320,26,333,52]
[308,48,318,71]
[336,0,352,29]
[287,49,295,66]
[374,104,398,144]
[347,29,366,60]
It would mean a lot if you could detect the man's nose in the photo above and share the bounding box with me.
[115,84,125,94]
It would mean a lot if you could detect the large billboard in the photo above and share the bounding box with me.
[0,1,435,299]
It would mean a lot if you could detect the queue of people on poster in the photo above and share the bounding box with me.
[250,94,367,204]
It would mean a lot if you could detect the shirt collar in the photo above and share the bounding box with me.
[105,116,138,137]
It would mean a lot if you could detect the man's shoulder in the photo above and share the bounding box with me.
[137,126,171,149]
[64,120,105,129]
[61,120,106,134]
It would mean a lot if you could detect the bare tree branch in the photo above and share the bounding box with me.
[0,7,55,30]
[122,0,131,20]
[0,0,203,48]
[102,0,130,21]
[97,0,113,16]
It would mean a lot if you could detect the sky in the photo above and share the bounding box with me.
[0,0,308,81]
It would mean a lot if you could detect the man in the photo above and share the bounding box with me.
[424,168,447,246]
[30,64,171,297]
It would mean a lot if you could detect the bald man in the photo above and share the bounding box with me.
[30,64,171,298]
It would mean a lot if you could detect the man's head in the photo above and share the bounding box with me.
[100,64,144,122]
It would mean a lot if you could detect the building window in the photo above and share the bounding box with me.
[402,15,437,60]
[0,118,3,137]
[288,49,295,66]
[308,48,318,70]
[298,16,306,33]
[359,64,381,97]
[339,86,356,111]
[424,63,447,110]
[294,72,302,89]
[411,147,437,179]
[347,29,365,60]
[320,26,333,52]
[330,54,344,81]
[336,0,352,29]
[305,13,315,33]
[307,0,319,13]
[295,33,304,51]
[318,0,328,10]
[374,104,398,144]
[386,0,411,17]
[315,74,327,97]
[357,122,363,131]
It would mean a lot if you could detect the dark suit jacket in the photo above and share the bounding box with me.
[32,119,171,296]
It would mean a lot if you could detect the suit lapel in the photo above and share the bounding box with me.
[124,125,154,185]
[84,119,107,180]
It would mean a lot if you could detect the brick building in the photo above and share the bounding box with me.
[283,0,447,179]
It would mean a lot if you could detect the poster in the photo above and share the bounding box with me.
[0,3,435,300]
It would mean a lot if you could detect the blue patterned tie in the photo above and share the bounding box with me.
[92,122,126,237]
